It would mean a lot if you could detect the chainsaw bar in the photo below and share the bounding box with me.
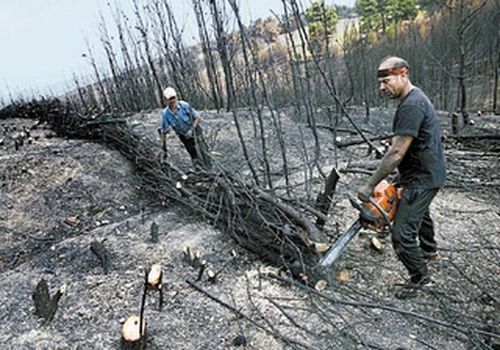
[317,219,362,269]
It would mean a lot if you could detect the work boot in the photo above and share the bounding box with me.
[424,252,445,263]
[394,276,433,300]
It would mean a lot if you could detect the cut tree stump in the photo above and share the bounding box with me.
[147,264,163,310]
[182,246,192,263]
[120,315,147,350]
[150,222,159,243]
[314,167,340,229]
[147,264,162,288]
[196,261,207,282]
[232,335,247,346]
[182,246,204,269]
[32,279,65,324]
[206,268,217,284]
[90,240,112,274]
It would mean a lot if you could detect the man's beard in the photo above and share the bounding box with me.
[388,89,402,99]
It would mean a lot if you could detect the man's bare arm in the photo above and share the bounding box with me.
[358,135,413,200]
[369,135,413,187]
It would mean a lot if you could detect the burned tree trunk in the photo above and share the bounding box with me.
[192,0,223,109]
[208,0,260,185]
[133,0,163,108]
[494,46,499,115]
[314,167,339,229]
[452,111,460,134]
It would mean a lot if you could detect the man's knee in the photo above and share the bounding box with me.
[392,222,419,251]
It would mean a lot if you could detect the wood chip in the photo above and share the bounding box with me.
[370,237,383,251]
[64,216,80,226]
[336,269,351,282]
[314,279,327,291]
[314,243,330,254]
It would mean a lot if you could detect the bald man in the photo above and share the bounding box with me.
[357,56,446,299]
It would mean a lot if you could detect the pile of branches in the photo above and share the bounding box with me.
[0,99,326,278]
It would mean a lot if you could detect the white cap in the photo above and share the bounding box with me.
[162,87,177,99]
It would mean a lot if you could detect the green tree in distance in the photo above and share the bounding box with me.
[356,0,418,37]
[305,1,338,50]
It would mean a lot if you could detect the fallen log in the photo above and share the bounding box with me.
[2,100,321,276]
[313,124,376,135]
[339,168,374,176]
[446,134,500,141]
[335,134,393,148]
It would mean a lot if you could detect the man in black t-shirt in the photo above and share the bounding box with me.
[357,56,446,299]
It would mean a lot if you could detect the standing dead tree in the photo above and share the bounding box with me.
[285,0,382,159]
[83,40,110,112]
[227,0,277,190]
[132,0,163,108]
[449,0,488,126]
[207,0,262,186]
[192,0,224,109]
[110,7,141,112]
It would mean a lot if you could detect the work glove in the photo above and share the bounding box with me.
[357,183,373,202]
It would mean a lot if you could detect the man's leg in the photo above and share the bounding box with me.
[419,209,438,259]
[193,127,211,168]
[392,187,438,283]
[178,134,198,161]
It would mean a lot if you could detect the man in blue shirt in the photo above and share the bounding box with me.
[160,87,208,167]
[357,56,446,299]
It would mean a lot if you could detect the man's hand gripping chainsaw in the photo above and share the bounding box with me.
[317,180,403,271]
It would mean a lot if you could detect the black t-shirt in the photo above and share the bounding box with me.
[393,87,446,188]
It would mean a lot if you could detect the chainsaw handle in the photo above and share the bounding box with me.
[347,193,363,212]
[367,196,393,232]
[347,193,394,232]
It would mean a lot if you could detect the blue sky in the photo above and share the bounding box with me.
[0,0,355,102]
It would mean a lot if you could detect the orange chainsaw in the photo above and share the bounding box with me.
[317,180,403,270]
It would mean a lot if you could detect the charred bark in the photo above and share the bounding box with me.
[314,167,339,229]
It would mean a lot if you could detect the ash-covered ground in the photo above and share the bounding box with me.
[0,106,498,349]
